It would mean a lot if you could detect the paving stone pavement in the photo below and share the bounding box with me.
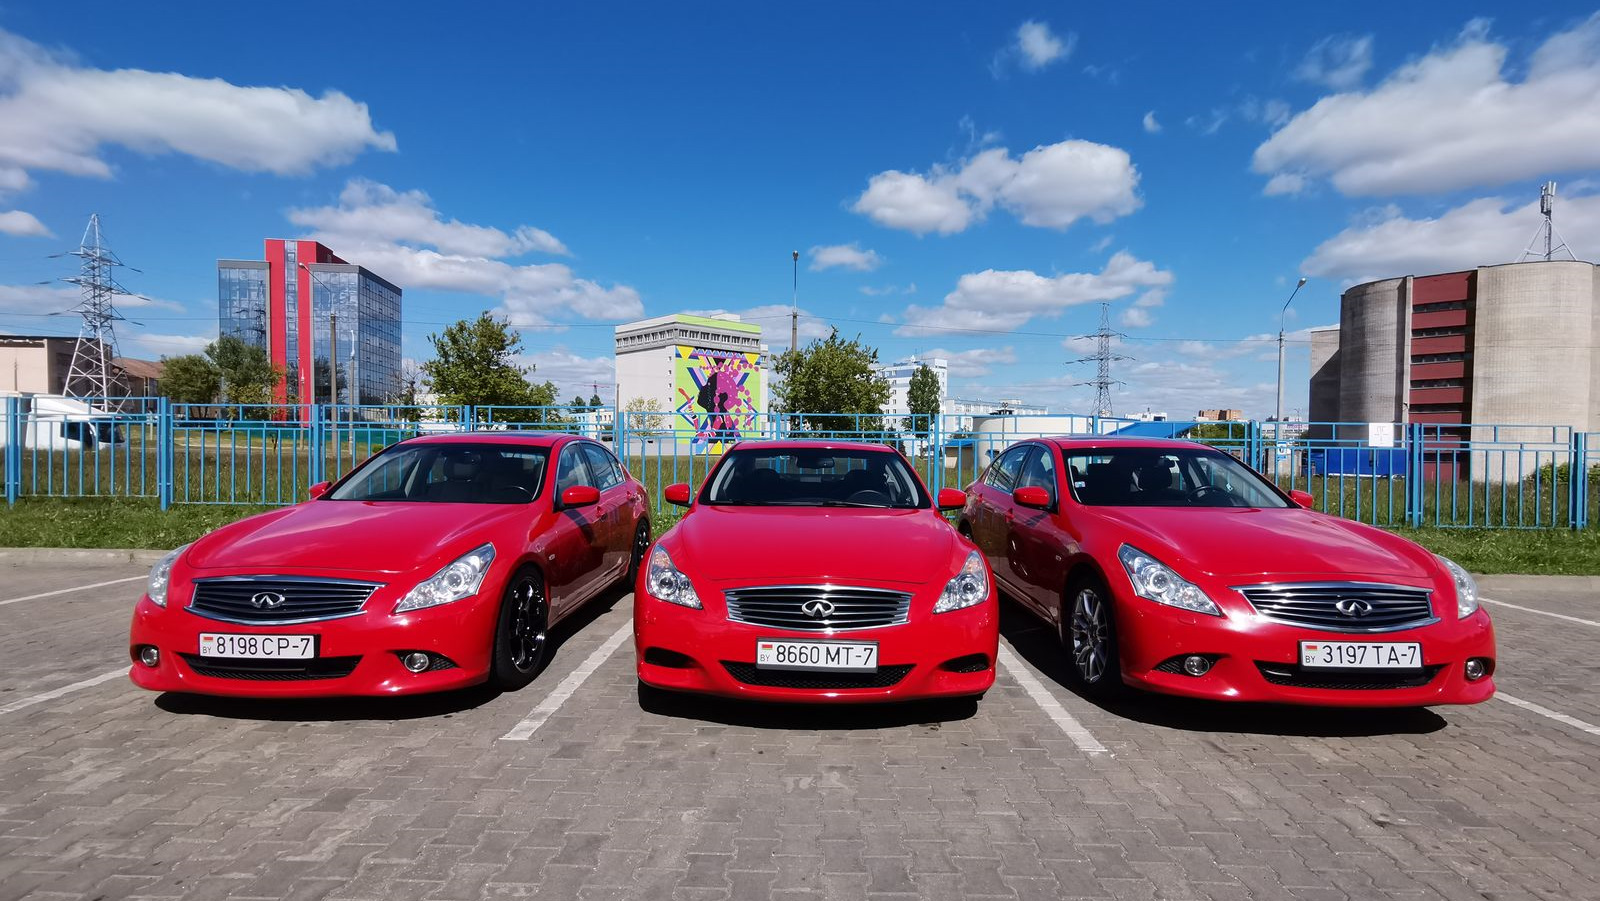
[1,560,1598,900]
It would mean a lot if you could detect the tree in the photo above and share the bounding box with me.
[159,354,221,405]
[906,363,941,435]
[774,328,891,433]
[622,396,667,435]
[569,394,588,409]
[589,393,604,407]
[205,336,280,416]
[421,313,558,410]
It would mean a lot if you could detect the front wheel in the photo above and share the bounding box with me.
[1062,575,1123,700]
[624,520,651,586]
[491,569,549,690]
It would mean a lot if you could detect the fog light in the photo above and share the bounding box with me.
[138,646,159,668]
[402,652,430,673]
[1182,655,1212,676]
[1464,657,1489,681]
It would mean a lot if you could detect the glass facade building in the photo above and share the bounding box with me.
[218,240,403,418]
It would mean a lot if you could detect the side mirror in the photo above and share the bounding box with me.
[936,487,967,511]
[307,481,330,500]
[560,485,601,508]
[1289,489,1315,509]
[663,483,692,507]
[1012,486,1052,510]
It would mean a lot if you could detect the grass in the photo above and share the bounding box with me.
[1385,527,1600,576]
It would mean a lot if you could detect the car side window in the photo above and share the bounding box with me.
[1016,446,1057,504]
[580,443,623,491]
[555,444,595,496]
[985,446,1029,492]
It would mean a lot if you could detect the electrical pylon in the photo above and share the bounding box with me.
[61,214,134,402]
[1070,303,1132,417]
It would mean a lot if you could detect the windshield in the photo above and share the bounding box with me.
[1064,448,1288,508]
[327,443,549,504]
[703,448,928,509]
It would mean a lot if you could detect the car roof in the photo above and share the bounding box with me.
[400,431,581,448]
[1036,435,1223,453]
[725,439,898,453]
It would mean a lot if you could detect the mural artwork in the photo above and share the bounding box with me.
[673,345,764,453]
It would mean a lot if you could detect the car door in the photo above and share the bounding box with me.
[971,444,1030,587]
[1008,444,1071,619]
[579,442,630,578]
[547,441,606,614]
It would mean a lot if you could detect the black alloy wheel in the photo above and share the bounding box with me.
[492,570,549,690]
[625,521,651,585]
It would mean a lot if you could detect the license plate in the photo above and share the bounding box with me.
[1300,641,1421,670]
[199,633,317,659]
[756,639,877,673]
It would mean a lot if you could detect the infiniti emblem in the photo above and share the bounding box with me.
[800,599,836,619]
[1334,598,1373,617]
[250,591,288,609]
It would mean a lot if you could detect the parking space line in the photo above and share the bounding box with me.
[0,575,144,608]
[1482,597,1600,629]
[501,619,633,741]
[0,668,127,717]
[996,643,1109,756]
[1498,692,1600,738]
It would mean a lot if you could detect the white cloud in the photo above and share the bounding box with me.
[1142,111,1161,134]
[290,180,640,325]
[1088,234,1114,253]
[1256,15,1600,196]
[0,283,74,312]
[853,139,1142,235]
[1295,34,1374,90]
[919,346,1018,378]
[1015,21,1073,71]
[0,28,394,193]
[1119,306,1154,328]
[682,304,830,352]
[859,283,916,297]
[1262,173,1309,197]
[518,348,616,400]
[809,242,882,272]
[898,251,1173,334]
[129,332,214,358]
[1302,192,1600,282]
[0,209,49,236]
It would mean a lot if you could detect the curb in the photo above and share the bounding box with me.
[0,547,168,565]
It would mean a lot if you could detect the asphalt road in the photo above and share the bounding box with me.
[0,554,1596,901]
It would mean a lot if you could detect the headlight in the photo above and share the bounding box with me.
[395,543,496,613]
[646,547,701,609]
[934,550,990,613]
[1118,545,1221,616]
[146,543,190,607]
[1438,555,1479,618]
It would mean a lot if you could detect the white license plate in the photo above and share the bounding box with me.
[199,633,317,659]
[756,639,877,673]
[1300,641,1421,670]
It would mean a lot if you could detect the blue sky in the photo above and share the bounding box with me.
[1,3,1598,417]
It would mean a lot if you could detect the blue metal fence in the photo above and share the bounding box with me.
[3,396,1597,529]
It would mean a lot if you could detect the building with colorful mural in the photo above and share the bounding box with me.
[614,313,769,452]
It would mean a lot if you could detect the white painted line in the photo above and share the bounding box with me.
[0,575,144,608]
[996,643,1109,756]
[1482,596,1600,629]
[1498,692,1600,738]
[501,619,633,741]
[0,668,127,717]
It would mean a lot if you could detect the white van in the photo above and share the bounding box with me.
[0,394,130,451]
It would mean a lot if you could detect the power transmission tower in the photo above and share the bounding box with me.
[1519,181,1577,262]
[1070,303,1132,417]
[61,214,135,402]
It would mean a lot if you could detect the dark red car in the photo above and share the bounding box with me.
[960,437,1495,707]
[129,433,649,697]
[635,440,997,703]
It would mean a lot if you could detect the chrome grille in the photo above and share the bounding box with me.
[188,576,381,625]
[723,585,911,631]
[1235,582,1436,633]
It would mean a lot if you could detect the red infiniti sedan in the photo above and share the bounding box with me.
[635,441,997,703]
[960,437,1496,707]
[129,433,649,698]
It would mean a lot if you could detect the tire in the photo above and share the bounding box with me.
[1062,574,1123,700]
[624,520,651,586]
[491,568,550,690]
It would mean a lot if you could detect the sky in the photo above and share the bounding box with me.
[1,3,1598,418]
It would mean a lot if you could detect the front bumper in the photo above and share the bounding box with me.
[634,591,998,703]
[1114,596,1497,707]
[127,589,499,698]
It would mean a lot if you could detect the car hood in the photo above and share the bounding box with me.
[670,506,962,585]
[184,500,524,575]
[1090,506,1440,584]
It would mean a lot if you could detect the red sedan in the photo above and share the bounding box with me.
[635,441,997,703]
[960,437,1495,707]
[129,433,649,697]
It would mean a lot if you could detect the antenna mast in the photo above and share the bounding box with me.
[61,214,134,402]
[1519,181,1577,262]
[1071,303,1132,417]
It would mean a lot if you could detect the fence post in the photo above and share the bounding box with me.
[1406,422,1424,528]
[930,414,943,494]
[4,395,19,506]
[156,396,172,510]
[463,405,477,431]
[308,404,326,487]
[1571,432,1588,530]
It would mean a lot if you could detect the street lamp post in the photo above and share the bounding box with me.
[1276,277,1309,438]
